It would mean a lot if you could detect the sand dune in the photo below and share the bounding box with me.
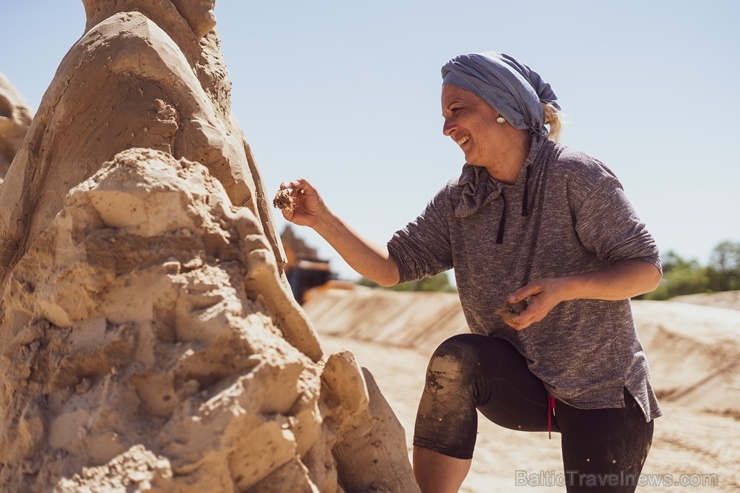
[306,290,740,492]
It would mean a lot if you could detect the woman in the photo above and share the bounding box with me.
[278,52,662,493]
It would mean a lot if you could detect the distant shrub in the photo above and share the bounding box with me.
[641,241,740,300]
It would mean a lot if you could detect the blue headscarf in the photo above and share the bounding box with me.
[441,52,559,137]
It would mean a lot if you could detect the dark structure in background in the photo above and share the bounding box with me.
[288,259,332,304]
[280,225,338,303]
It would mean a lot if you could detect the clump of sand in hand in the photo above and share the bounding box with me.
[273,188,296,214]
[495,297,530,323]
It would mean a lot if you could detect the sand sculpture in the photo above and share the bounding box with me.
[0,73,33,183]
[0,1,419,491]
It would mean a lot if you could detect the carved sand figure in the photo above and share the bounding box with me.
[0,2,419,491]
[0,73,33,182]
[0,0,278,292]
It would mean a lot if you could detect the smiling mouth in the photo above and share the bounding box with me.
[456,136,469,147]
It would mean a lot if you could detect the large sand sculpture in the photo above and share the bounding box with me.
[0,1,419,491]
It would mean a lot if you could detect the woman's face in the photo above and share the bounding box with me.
[441,84,504,168]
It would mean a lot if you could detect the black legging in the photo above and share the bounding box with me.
[414,334,654,493]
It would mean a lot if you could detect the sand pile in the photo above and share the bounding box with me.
[632,300,740,416]
[0,2,419,492]
[0,73,33,183]
[671,291,740,311]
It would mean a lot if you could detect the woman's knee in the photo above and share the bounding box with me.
[428,334,520,375]
[415,335,485,459]
[430,333,486,362]
[424,334,486,387]
[418,334,488,408]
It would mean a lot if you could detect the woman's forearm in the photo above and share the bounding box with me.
[506,259,662,330]
[313,209,400,287]
[560,259,662,302]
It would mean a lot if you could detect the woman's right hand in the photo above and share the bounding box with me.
[276,178,401,286]
[276,178,326,228]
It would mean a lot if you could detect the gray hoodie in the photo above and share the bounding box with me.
[388,136,662,420]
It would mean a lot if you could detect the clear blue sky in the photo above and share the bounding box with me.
[2,1,738,281]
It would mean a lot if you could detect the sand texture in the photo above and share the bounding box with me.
[0,73,33,182]
[0,2,419,491]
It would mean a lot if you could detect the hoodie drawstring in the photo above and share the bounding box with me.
[521,165,531,216]
[496,165,532,244]
[547,395,556,439]
[495,193,507,244]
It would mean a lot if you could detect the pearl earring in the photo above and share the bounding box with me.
[496,116,506,124]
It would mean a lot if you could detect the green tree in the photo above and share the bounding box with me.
[639,250,707,300]
[706,240,740,291]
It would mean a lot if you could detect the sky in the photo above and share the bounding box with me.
[1,1,739,281]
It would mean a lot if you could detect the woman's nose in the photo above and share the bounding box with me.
[442,118,454,136]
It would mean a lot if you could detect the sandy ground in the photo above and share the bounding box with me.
[319,302,740,492]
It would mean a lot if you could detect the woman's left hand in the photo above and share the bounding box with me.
[502,278,567,330]
[501,260,662,330]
